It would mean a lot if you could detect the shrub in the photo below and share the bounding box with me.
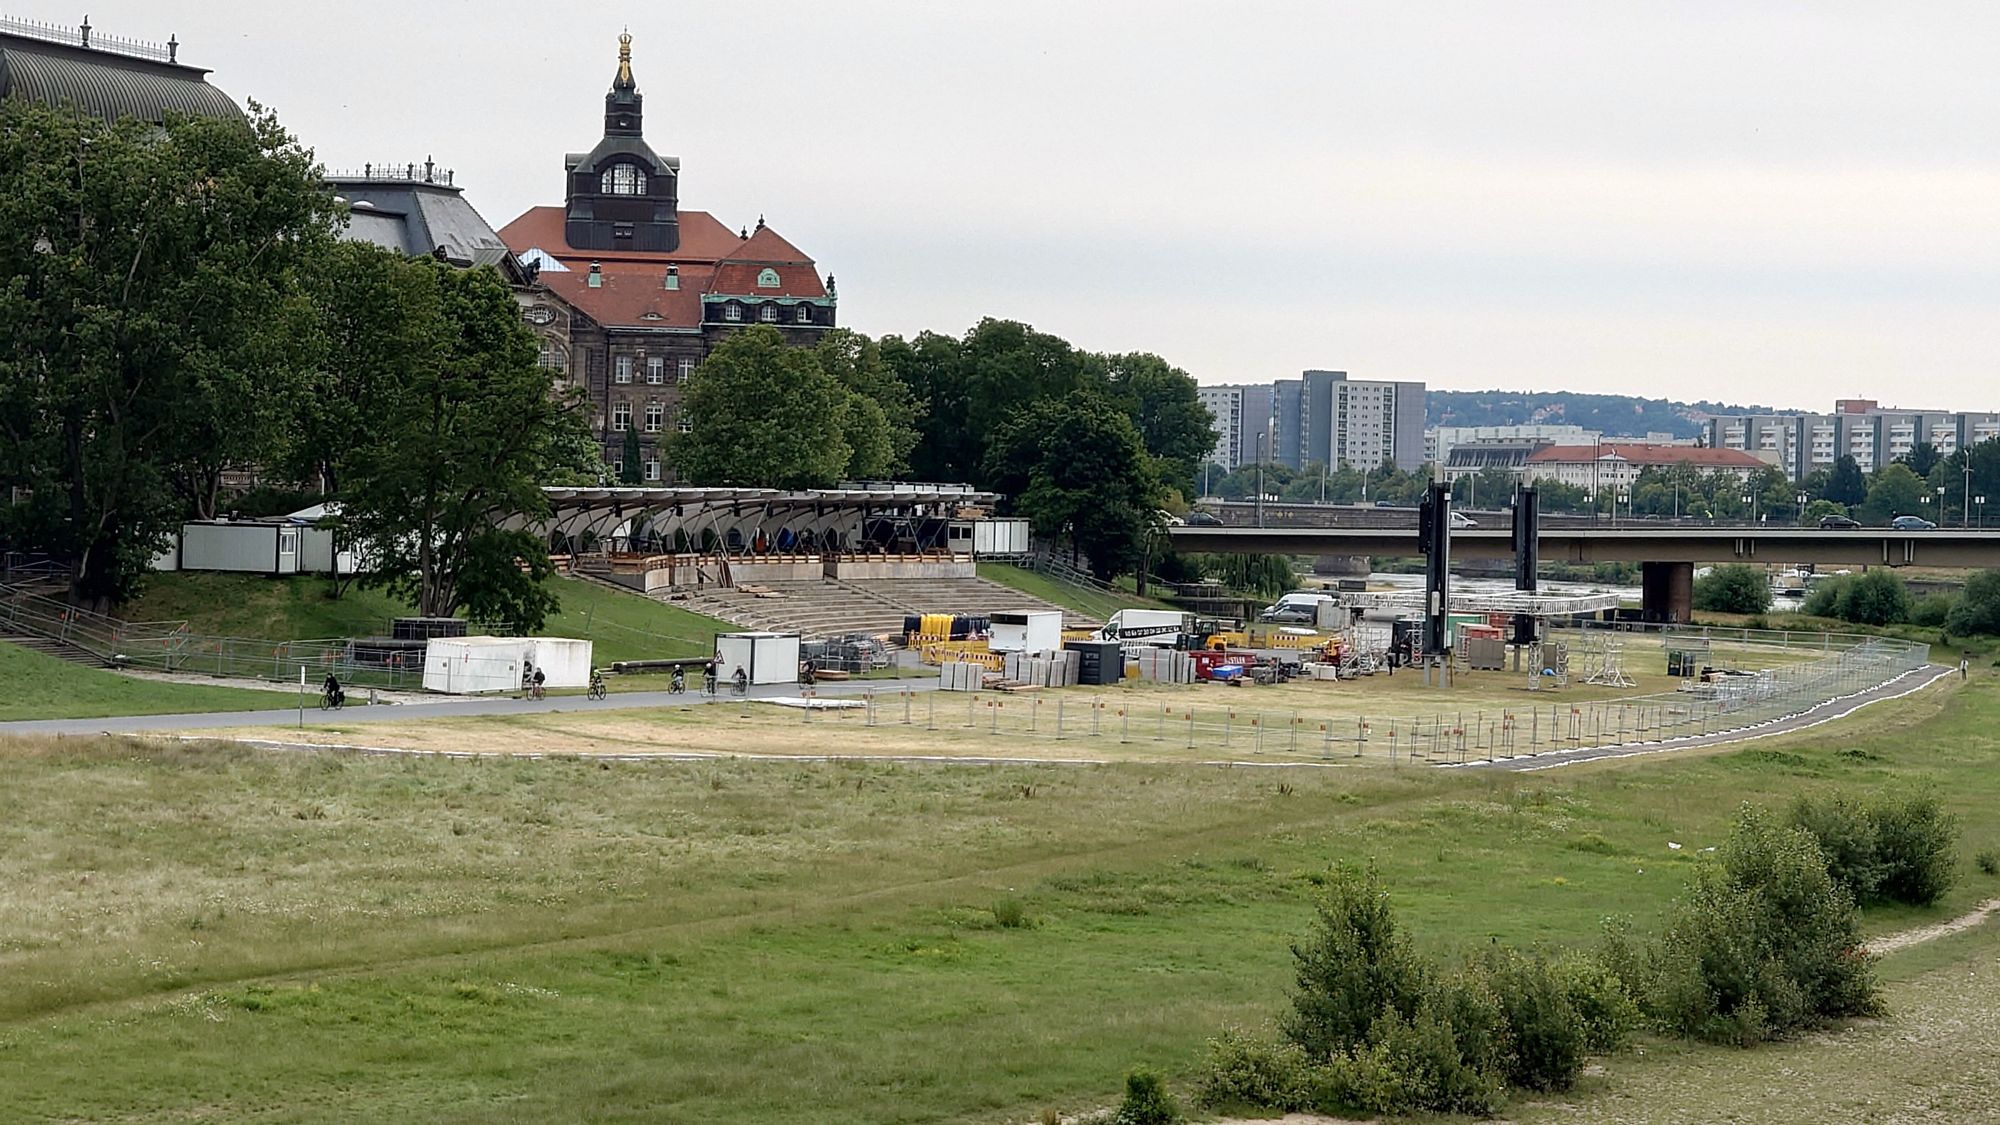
[1787,792,1885,902]
[1871,791,1957,907]
[1910,593,1956,629]
[1693,565,1772,614]
[1476,948,1587,1092]
[1550,950,1640,1054]
[1322,1004,1501,1117]
[1650,804,1879,1044]
[1976,849,1999,876]
[1194,1029,1312,1112]
[1836,570,1912,626]
[1112,1069,1181,1125]
[991,898,1029,928]
[1283,862,1428,1062]
[1944,569,2000,636]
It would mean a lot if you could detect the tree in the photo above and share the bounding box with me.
[1945,569,2000,636]
[1825,456,1868,507]
[984,396,1158,578]
[1859,463,1926,525]
[1692,564,1771,614]
[671,326,852,488]
[1099,351,1215,496]
[335,259,581,628]
[815,329,921,478]
[0,100,340,608]
[620,428,644,484]
[1898,442,1941,478]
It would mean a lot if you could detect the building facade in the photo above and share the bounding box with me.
[1267,370,1425,472]
[0,15,239,122]
[1522,443,1767,491]
[1196,384,1275,470]
[1430,424,1598,467]
[498,34,835,481]
[1707,400,2000,481]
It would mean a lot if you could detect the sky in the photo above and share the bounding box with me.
[33,1,2000,410]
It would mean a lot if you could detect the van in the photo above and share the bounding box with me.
[1259,591,1335,624]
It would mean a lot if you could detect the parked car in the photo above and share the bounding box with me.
[1890,515,1937,531]
[1818,514,1862,530]
[1183,509,1223,526]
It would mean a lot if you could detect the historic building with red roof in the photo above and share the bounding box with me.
[499,32,835,481]
[1521,442,1769,491]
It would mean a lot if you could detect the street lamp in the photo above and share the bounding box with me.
[1255,432,1267,528]
[1741,492,1757,525]
[1980,495,1988,529]
[1965,463,1975,529]
[1796,491,1809,525]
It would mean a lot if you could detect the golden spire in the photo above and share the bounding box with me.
[617,29,633,85]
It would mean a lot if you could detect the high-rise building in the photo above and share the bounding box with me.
[1195,384,1275,470]
[1272,370,1424,471]
[1708,401,2000,481]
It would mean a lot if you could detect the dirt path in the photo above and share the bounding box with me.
[1869,896,2000,955]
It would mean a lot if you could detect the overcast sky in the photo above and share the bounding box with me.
[46,1,2000,409]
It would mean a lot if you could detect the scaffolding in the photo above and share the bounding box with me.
[1580,635,1637,688]
[1326,589,1622,616]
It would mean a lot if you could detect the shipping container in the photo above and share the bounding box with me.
[714,632,802,686]
[178,521,301,575]
[989,610,1063,653]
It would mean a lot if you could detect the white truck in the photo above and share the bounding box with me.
[1093,609,1195,648]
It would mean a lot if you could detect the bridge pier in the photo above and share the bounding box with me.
[1640,561,1693,624]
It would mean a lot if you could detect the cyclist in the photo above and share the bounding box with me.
[702,661,718,695]
[320,672,344,710]
[799,657,816,687]
[588,668,608,700]
[669,665,686,693]
[531,666,547,700]
[732,666,748,696]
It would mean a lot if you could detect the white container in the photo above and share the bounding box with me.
[1093,609,1192,648]
[971,518,1030,555]
[988,610,1063,654]
[714,632,802,686]
[178,521,300,575]
[423,636,533,694]
[524,638,593,688]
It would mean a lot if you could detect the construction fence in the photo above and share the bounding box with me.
[798,632,1930,765]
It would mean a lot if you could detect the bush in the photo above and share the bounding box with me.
[1194,1030,1312,1112]
[1113,1069,1181,1125]
[1871,791,1957,907]
[1283,862,1428,1062]
[1945,569,2000,636]
[1976,849,1999,876]
[1694,565,1772,614]
[1800,571,1911,626]
[1476,948,1587,1092]
[1650,804,1879,1044]
[991,898,1029,928]
[1551,950,1641,1054]
[1322,1004,1501,1117]
[1910,593,1956,629]
[1787,792,1886,903]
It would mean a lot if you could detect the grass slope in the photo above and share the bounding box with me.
[0,675,1995,1121]
[0,642,286,721]
[120,573,731,665]
[978,561,1178,622]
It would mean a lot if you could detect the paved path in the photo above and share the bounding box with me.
[0,678,937,738]
[1448,662,1955,772]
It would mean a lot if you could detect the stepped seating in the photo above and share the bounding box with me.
[656,575,1095,639]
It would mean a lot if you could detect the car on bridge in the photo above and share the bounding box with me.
[1183,509,1223,526]
[1818,514,1862,530]
[1891,515,1938,531]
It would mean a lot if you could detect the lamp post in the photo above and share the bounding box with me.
[1795,491,1809,526]
[1979,495,1988,529]
[1741,491,1757,526]
[1936,485,1947,525]
[1965,463,1974,529]
[1255,432,1267,528]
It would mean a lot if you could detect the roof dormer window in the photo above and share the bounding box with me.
[601,164,647,195]
[756,268,781,289]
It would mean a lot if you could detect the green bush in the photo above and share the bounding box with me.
[1477,948,1587,1092]
[1787,792,1886,903]
[1910,593,1956,629]
[1322,1004,1501,1117]
[1283,862,1429,1062]
[1650,804,1879,1045]
[1113,1069,1181,1125]
[1194,1029,1312,1112]
[1693,565,1772,614]
[991,898,1029,928]
[1800,571,1911,626]
[1976,849,1998,876]
[1870,791,1957,907]
[1551,950,1641,1054]
[1945,569,2000,636]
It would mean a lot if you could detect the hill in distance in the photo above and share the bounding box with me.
[1427,390,1785,440]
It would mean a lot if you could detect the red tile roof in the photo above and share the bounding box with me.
[497,205,748,265]
[1524,443,1768,469]
[537,261,713,330]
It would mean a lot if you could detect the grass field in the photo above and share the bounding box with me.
[1,662,1997,1122]
[0,642,292,722]
[977,562,1177,622]
[118,573,732,665]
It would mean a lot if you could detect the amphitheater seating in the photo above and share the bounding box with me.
[661,575,1097,639]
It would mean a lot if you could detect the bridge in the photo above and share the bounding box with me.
[1166,524,2000,622]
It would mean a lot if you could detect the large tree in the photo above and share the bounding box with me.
[0,100,339,607]
[984,396,1159,578]
[1859,463,1927,525]
[1825,455,1868,506]
[671,326,854,488]
[1097,351,1214,495]
[815,329,922,479]
[334,257,583,628]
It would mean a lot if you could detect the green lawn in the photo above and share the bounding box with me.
[120,573,732,665]
[0,673,1995,1121]
[979,561,1179,622]
[0,642,288,721]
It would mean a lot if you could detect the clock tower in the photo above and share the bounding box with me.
[563,32,680,252]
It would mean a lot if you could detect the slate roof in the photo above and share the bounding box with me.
[0,27,239,122]
[329,176,513,268]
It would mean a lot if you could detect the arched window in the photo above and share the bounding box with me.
[756,268,781,288]
[600,164,647,195]
[795,306,812,324]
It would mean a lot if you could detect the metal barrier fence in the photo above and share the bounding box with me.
[813,634,1929,765]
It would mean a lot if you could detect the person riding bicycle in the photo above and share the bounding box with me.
[531,666,547,699]
[588,667,607,697]
[733,666,748,695]
[321,672,344,708]
[702,661,718,695]
[670,665,686,693]
[799,657,816,687]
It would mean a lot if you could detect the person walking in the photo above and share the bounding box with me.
[1960,655,1970,681]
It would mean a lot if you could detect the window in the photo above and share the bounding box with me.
[646,356,664,384]
[759,304,778,323]
[795,305,812,324]
[644,402,663,433]
[612,459,624,478]
[723,303,742,322]
[600,164,647,195]
[614,356,633,384]
[537,341,566,371]
[612,403,631,431]
[677,411,693,434]
[757,268,781,288]
[678,358,694,384]
[644,460,661,482]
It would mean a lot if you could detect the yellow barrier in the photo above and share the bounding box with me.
[920,639,1002,668]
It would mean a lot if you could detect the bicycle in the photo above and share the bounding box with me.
[319,686,345,711]
[529,681,546,701]
[587,674,608,701]
[731,669,749,697]
[669,668,686,694]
